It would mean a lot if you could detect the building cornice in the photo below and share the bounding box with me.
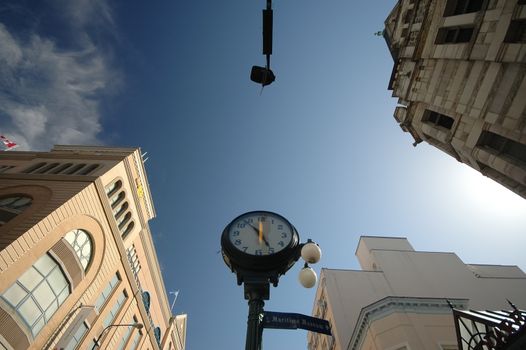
[347,296,469,350]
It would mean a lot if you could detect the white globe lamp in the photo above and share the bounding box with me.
[298,264,317,288]
[301,239,321,264]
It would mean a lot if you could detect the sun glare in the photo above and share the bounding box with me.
[459,166,526,217]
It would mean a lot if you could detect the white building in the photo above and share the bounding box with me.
[308,236,526,350]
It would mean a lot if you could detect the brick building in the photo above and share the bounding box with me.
[0,145,186,350]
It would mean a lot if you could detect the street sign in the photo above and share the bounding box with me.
[262,311,331,335]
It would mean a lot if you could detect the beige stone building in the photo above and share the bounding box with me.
[0,145,187,350]
[384,0,526,198]
[307,236,526,350]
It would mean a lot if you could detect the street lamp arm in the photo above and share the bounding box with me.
[91,323,143,350]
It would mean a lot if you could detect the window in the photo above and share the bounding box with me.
[403,9,413,23]
[102,290,127,328]
[0,165,15,173]
[122,222,135,238]
[79,164,99,175]
[154,327,161,346]
[504,19,526,43]
[22,162,47,173]
[51,163,73,174]
[113,202,129,219]
[129,329,142,350]
[63,321,89,350]
[117,212,131,230]
[422,110,455,129]
[142,291,151,312]
[116,317,139,350]
[95,273,121,312]
[443,0,483,16]
[64,229,93,270]
[477,131,526,164]
[65,164,86,175]
[36,163,60,174]
[110,192,125,209]
[0,196,32,226]
[435,26,474,44]
[1,254,70,336]
[105,180,122,196]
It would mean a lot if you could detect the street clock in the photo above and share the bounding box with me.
[221,211,300,286]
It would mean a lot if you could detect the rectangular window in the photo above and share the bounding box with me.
[129,330,142,350]
[115,318,137,350]
[63,321,89,350]
[504,19,526,43]
[443,0,483,16]
[477,131,526,164]
[95,273,121,312]
[435,26,474,44]
[103,290,127,328]
[422,110,455,129]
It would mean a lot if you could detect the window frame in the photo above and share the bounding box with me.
[422,110,455,130]
[435,26,474,44]
[0,254,71,337]
[0,196,32,227]
[443,0,483,17]
[504,19,526,43]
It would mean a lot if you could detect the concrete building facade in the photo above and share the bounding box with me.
[384,0,526,198]
[0,145,186,350]
[307,236,526,350]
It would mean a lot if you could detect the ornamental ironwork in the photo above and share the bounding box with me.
[451,300,526,350]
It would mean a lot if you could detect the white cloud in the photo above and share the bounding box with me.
[0,1,120,151]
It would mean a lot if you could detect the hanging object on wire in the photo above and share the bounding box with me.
[251,0,276,87]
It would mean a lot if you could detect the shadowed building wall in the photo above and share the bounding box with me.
[384,0,526,199]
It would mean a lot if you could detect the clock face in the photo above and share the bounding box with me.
[228,212,293,256]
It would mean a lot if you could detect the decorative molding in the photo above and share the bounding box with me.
[348,296,469,350]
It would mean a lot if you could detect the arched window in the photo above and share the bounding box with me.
[122,221,134,238]
[1,254,70,337]
[79,164,99,175]
[22,162,47,173]
[154,327,161,346]
[105,180,122,196]
[117,212,131,230]
[113,202,129,219]
[0,196,32,226]
[51,163,73,174]
[110,192,125,209]
[36,163,60,174]
[64,229,93,270]
[142,291,151,313]
[65,164,86,175]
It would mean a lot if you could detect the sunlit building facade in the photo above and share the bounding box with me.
[308,236,526,350]
[0,145,186,350]
[384,0,526,199]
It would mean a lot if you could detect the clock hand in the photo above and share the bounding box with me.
[244,221,270,247]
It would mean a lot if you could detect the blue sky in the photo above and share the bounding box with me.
[1,0,525,349]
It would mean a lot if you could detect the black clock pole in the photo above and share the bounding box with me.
[245,296,264,350]
[244,280,270,350]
